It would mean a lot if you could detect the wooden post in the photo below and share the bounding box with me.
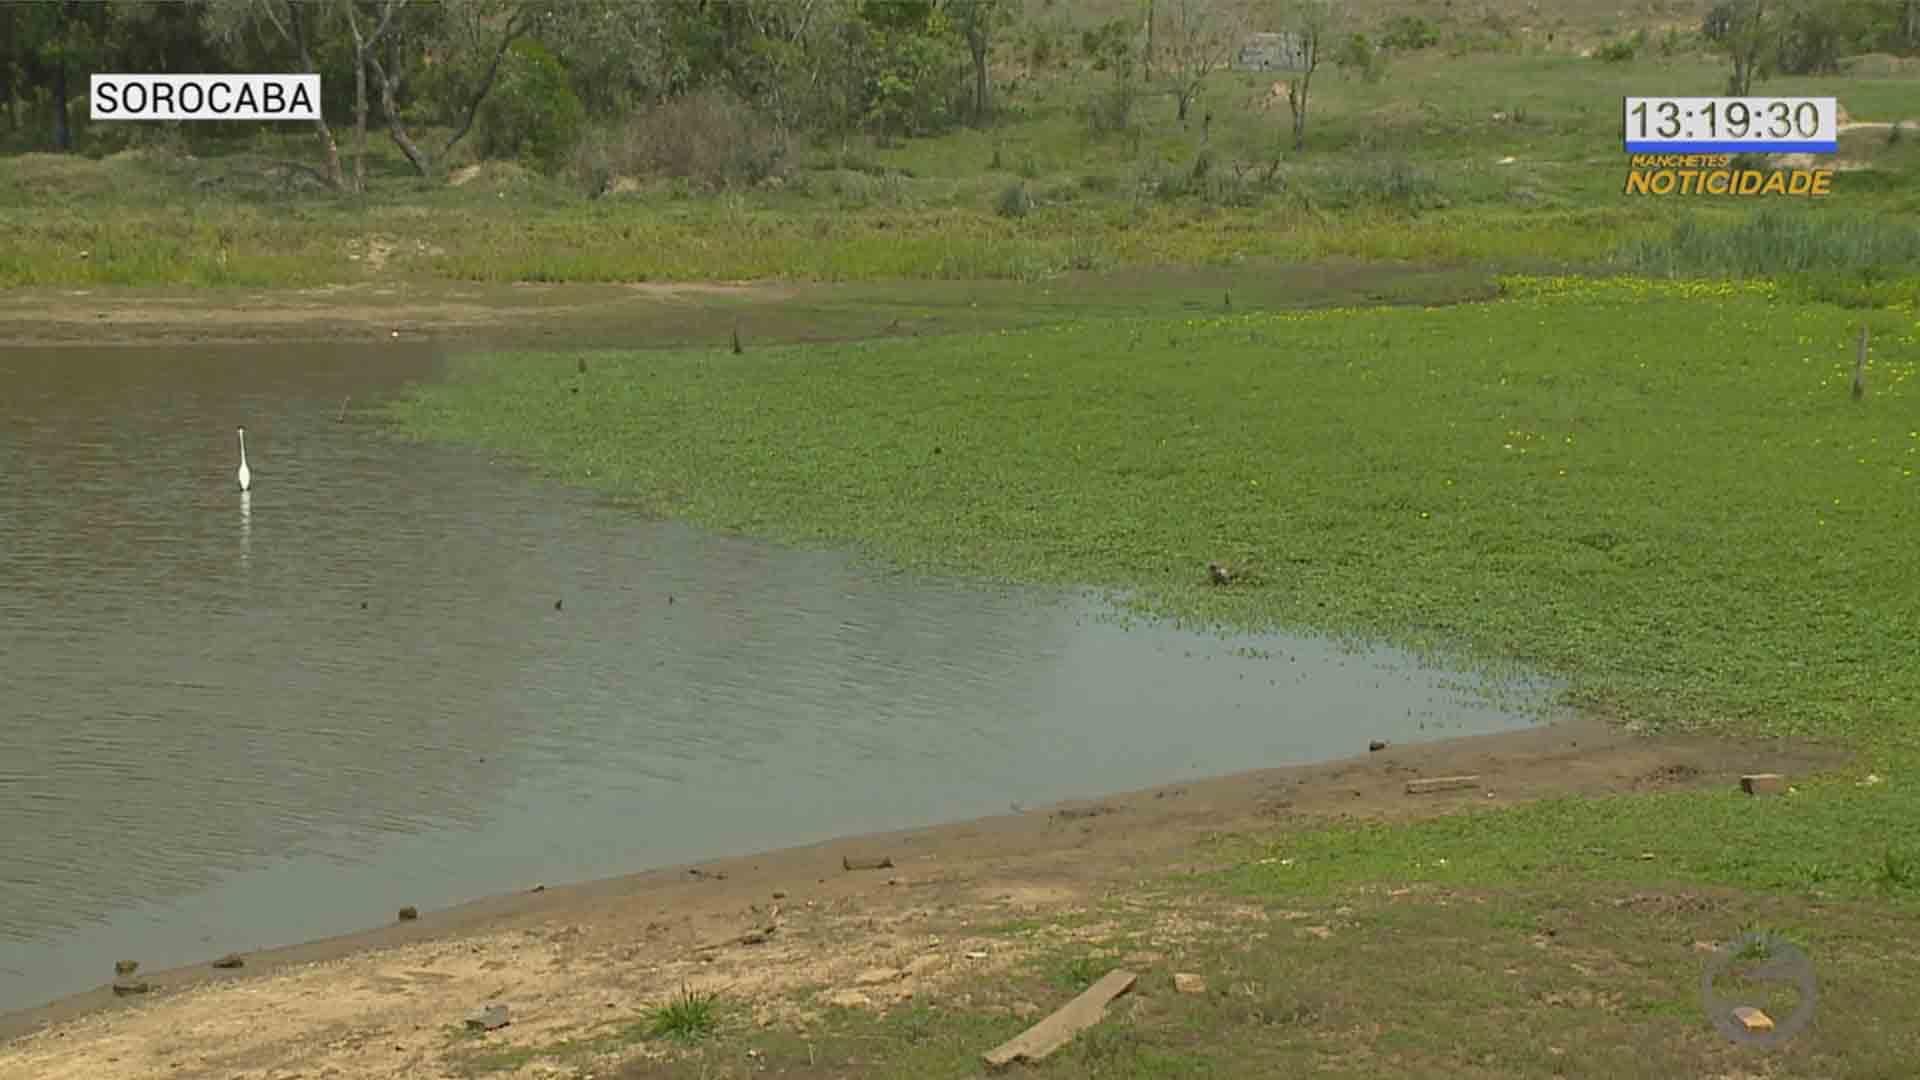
[1852,325,1868,400]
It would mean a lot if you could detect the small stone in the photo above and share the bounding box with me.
[530,884,545,893]
[111,977,151,996]
[771,890,788,900]
[1732,1005,1774,1032]
[904,954,946,976]
[212,953,245,969]
[1740,774,1786,796]
[965,950,989,960]
[824,990,872,1009]
[854,967,900,986]
[114,960,139,976]
[1368,740,1388,752]
[398,906,419,921]
[1173,972,1207,995]
[465,1004,509,1031]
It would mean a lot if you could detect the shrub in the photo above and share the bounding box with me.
[995,180,1033,218]
[1380,16,1439,51]
[1082,80,1138,137]
[1313,158,1449,211]
[1334,33,1376,75]
[568,90,786,195]
[476,39,585,175]
[1594,37,1638,62]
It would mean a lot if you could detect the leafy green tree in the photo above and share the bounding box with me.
[1703,0,1779,95]
[475,38,584,173]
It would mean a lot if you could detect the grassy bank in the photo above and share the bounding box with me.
[507,877,1920,1078]
[6,50,1919,290]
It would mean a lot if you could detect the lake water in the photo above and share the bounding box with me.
[0,342,1555,1014]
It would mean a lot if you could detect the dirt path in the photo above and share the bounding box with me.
[0,716,1842,1079]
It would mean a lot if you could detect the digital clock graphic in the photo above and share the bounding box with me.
[1623,97,1837,154]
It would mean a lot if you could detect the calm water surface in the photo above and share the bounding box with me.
[0,342,1557,1014]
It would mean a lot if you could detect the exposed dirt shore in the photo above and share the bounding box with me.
[0,281,802,350]
[0,715,1843,1079]
[0,263,1497,351]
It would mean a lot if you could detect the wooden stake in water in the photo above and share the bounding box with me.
[1852,325,1868,401]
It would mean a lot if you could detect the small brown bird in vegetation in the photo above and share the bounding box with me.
[1207,561,1234,586]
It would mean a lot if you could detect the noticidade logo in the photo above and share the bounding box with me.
[1625,154,1832,197]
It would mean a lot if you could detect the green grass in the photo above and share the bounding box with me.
[389,277,1920,751]
[601,877,1920,1078]
[649,986,723,1042]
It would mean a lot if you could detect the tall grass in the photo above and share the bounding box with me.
[1619,209,1920,278]
[1616,209,1920,306]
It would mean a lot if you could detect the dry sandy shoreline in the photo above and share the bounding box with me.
[0,715,1839,1078]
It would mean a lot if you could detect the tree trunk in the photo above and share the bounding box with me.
[1288,70,1312,150]
[1144,0,1155,81]
[52,58,70,151]
[441,7,527,159]
[287,3,345,190]
[353,49,369,192]
[971,35,989,122]
[368,48,433,179]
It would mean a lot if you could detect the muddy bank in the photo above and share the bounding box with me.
[0,263,1498,350]
[0,715,1844,1077]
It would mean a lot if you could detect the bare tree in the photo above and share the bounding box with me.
[206,0,346,189]
[364,0,533,181]
[1275,0,1328,150]
[340,0,400,192]
[1160,0,1247,126]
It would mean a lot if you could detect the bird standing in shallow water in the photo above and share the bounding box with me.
[236,427,252,491]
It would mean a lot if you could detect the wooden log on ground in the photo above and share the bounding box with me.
[982,969,1137,1069]
[1405,775,1481,795]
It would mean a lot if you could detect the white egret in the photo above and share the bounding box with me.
[237,427,252,491]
